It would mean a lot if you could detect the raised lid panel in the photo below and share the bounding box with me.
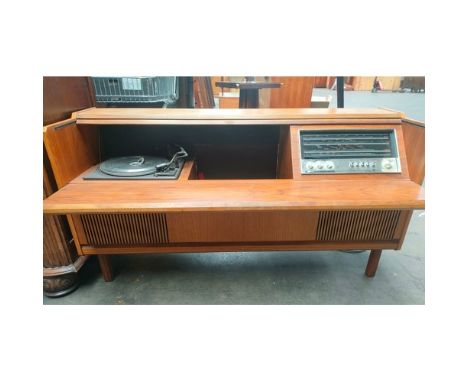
[43,120,100,188]
[75,107,402,121]
[402,119,425,185]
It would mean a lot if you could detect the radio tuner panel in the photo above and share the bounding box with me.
[300,129,401,174]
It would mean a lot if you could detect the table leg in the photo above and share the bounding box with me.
[365,249,382,277]
[97,255,114,282]
[239,89,259,108]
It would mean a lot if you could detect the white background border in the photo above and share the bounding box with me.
[1,0,467,381]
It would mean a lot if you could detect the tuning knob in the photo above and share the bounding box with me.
[382,160,394,169]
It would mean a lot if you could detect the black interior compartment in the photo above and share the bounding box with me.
[100,125,283,179]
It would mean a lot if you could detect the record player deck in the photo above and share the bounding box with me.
[84,145,187,180]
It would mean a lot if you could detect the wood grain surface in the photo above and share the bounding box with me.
[43,120,100,188]
[269,77,315,108]
[43,178,424,214]
[43,77,94,125]
[402,118,425,185]
[81,240,400,255]
[76,118,402,126]
[74,107,402,122]
[166,211,318,242]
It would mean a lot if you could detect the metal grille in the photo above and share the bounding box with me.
[301,130,396,159]
[92,77,178,105]
[316,210,401,241]
[80,213,169,245]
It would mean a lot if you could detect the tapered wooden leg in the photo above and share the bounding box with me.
[365,249,382,277]
[97,255,114,282]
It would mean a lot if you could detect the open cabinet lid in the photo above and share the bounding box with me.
[73,107,403,125]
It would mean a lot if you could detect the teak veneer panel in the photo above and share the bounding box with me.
[73,107,402,126]
[78,118,402,126]
[81,240,400,255]
[43,119,99,188]
[401,118,425,185]
[166,211,318,243]
[75,107,401,120]
[43,178,425,214]
[277,126,294,179]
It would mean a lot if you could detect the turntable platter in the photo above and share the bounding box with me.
[99,156,167,177]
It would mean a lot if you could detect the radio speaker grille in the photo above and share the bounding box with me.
[80,213,168,245]
[316,210,401,241]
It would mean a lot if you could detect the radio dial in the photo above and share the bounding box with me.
[317,163,323,169]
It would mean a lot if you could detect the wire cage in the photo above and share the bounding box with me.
[92,77,179,106]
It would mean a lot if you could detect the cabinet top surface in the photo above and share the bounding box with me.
[73,107,402,122]
[43,178,424,214]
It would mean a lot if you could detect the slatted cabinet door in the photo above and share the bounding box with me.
[316,210,402,241]
[74,213,169,246]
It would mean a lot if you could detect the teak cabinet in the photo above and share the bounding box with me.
[43,108,425,281]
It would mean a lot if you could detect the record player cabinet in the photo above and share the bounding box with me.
[43,108,425,281]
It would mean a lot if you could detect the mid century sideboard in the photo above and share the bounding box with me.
[43,108,425,281]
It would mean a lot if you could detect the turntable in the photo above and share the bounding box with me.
[83,144,188,180]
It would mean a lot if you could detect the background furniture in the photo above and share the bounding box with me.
[215,77,282,108]
[193,77,215,108]
[43,76,95,296]
[215,77,315,108]
[269,77,315,108]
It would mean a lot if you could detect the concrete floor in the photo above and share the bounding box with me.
[44,90,425,305]
[314,88,425,121]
